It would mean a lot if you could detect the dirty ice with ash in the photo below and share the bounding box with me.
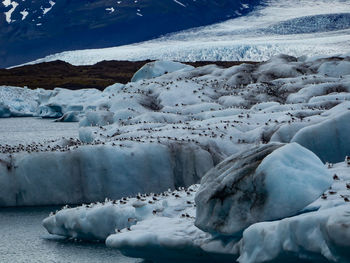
[23,0,350,66]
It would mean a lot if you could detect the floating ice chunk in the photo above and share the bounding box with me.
[0,86,40,116]
[55,111,80,122]
[103,83,124,94]
[43,203,137,240]
[292,111,350,163]
[43,185,200,241]
[238,205,350,263]
[0,103,11,117]
[79,110,114,127]
[318,61,350,78]
[255,54,307,82]
[195,143,331,235]
[131,61,194,82]
[43,183,238,262]
[106,217,237,262]
[0,143,213,206]
[42,160,350,262]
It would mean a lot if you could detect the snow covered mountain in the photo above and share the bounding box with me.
[25,0,350,66]
[0,0,258,68]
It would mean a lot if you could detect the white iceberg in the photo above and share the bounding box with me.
[195,143,331,235]
[0,143,213,206]
[292,111,350,163]
[238,205,350,263]
[131,61,194,82]
[42,159,350,262]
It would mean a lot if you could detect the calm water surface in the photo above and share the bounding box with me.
[0,207,141,263]
[0,117,79,145]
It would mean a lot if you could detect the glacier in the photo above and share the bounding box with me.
[20,0,350,67]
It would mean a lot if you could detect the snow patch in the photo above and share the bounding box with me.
[3,0,18,23]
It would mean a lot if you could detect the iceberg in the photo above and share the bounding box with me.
[238,205,350,263]
[42,159,350,262]
[131,61,194,82]
[195,143,331,236]
[0,143,213,206]
[292,111,350,163]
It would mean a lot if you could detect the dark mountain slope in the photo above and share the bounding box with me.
[0,0,261,68]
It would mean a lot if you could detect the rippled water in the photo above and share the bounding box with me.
[0,207,141,263]
[0,117,79,145]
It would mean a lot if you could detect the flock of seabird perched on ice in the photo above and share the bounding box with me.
[47,155,350,235]
[49,185,198,227]
[0,107,320,156]
[1,60,348,161]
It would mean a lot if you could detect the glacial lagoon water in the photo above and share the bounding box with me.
[0,207,140,263]
[0,117,79,145]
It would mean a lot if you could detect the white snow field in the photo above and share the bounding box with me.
[1,54,350,207]
[21,0,350,66]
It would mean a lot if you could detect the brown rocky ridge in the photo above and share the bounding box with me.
[0,60,258,91]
